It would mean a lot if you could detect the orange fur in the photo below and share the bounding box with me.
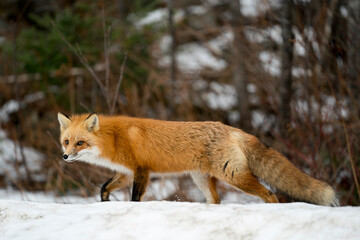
[58,113,339,206]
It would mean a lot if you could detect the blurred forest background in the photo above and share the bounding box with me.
[0,0,359,206]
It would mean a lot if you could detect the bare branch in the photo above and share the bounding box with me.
[111,53,127,115]
[102,7,110,90]
[52,20,112,111]
[46,130,62,150]
[325,74,360,200]
[279,0,294,137]
[80,101,92,113]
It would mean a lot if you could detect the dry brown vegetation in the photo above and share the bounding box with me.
[0,0,359,205]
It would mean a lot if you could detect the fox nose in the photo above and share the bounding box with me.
[63,154,68,160]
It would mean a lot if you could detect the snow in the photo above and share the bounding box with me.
[0,200,358,240]
[157,30,230,73]
[267,25,283,44]
[1,4,357,238]
[293,95,349,123]
[0,189,98,204]
[247,83,257,93]
[251,110,275,131]
[177,43,227,72]
[292,67,312,78]
[192,80,237,110]
[0,36,6,45]
[241,0,269,17]
[0,92,44,123]
[244,25,282,44]
[159,42,227,72]
[0,176,262,204]
[293,29,307,56]
[0,101,19,123]
[293,40,305,56]
[244,28,265,43]
[158,35,172,53]
[240,0,281,17]
[187,5,209,15]
[0,130,44,181]
[135,9,167,27]
[0,91,45,181]
[204,82,237,110]
[258,51,281,77]
[208,30,234,55]
[321,95,349,120]
[340,6,348,18]
[134,8,184,28]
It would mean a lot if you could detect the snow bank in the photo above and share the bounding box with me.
[241,0,281,17]
[0,130,44,182]
[258,51,281,77]
[134,8,184,28]
[0,200,358,240]
[293,95,349,123]
[176,43,227,72]
[157,29,231,73]
[159,42,227,73]
[193,80,237,111]
[245,25,282,44]
[0,92,45,182]
[0,92,44,124]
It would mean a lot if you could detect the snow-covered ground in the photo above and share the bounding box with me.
[0,3,357,239]
[0,199,358,240]
[0,186,357,239]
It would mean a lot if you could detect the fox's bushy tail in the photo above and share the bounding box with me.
[244,137,339,206]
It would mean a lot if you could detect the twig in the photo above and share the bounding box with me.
[51,20,112,111]
[80,102,92,112]
[11,21,33,185]
[46,130,62,150]
[74,42,111,110]
[168,0,177,117]
[102,7,110,90]
[325,74,360,199]
[111,53,127,115]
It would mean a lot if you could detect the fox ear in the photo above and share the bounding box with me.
[84,112,99,132]
[57,112,71,132]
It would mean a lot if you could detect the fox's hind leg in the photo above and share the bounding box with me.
[223,169,279,203]
[101,173,132,201]
[191,172,220,204]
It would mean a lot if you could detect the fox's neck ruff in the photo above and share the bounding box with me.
[75,146,133,175]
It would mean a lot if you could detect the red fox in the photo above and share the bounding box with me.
[57,112,339,206]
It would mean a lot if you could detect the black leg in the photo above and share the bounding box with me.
[131,168,149,202]
[101,177,114,202]
[131,182,142,201]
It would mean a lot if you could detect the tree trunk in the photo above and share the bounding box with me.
[168,0,177,118]
[347,0,360,118]
[279,0,294,137]
[117,0,127,20]
[229,0,251,131]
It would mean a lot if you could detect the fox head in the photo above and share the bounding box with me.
[57,112,99,162]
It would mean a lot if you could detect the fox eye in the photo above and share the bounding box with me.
[65,140,69,145]
[77,141,84,146]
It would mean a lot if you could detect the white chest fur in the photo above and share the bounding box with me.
[76,147,133,175]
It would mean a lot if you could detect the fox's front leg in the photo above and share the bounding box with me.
[101,173,132,201]
[131,168,150,201]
